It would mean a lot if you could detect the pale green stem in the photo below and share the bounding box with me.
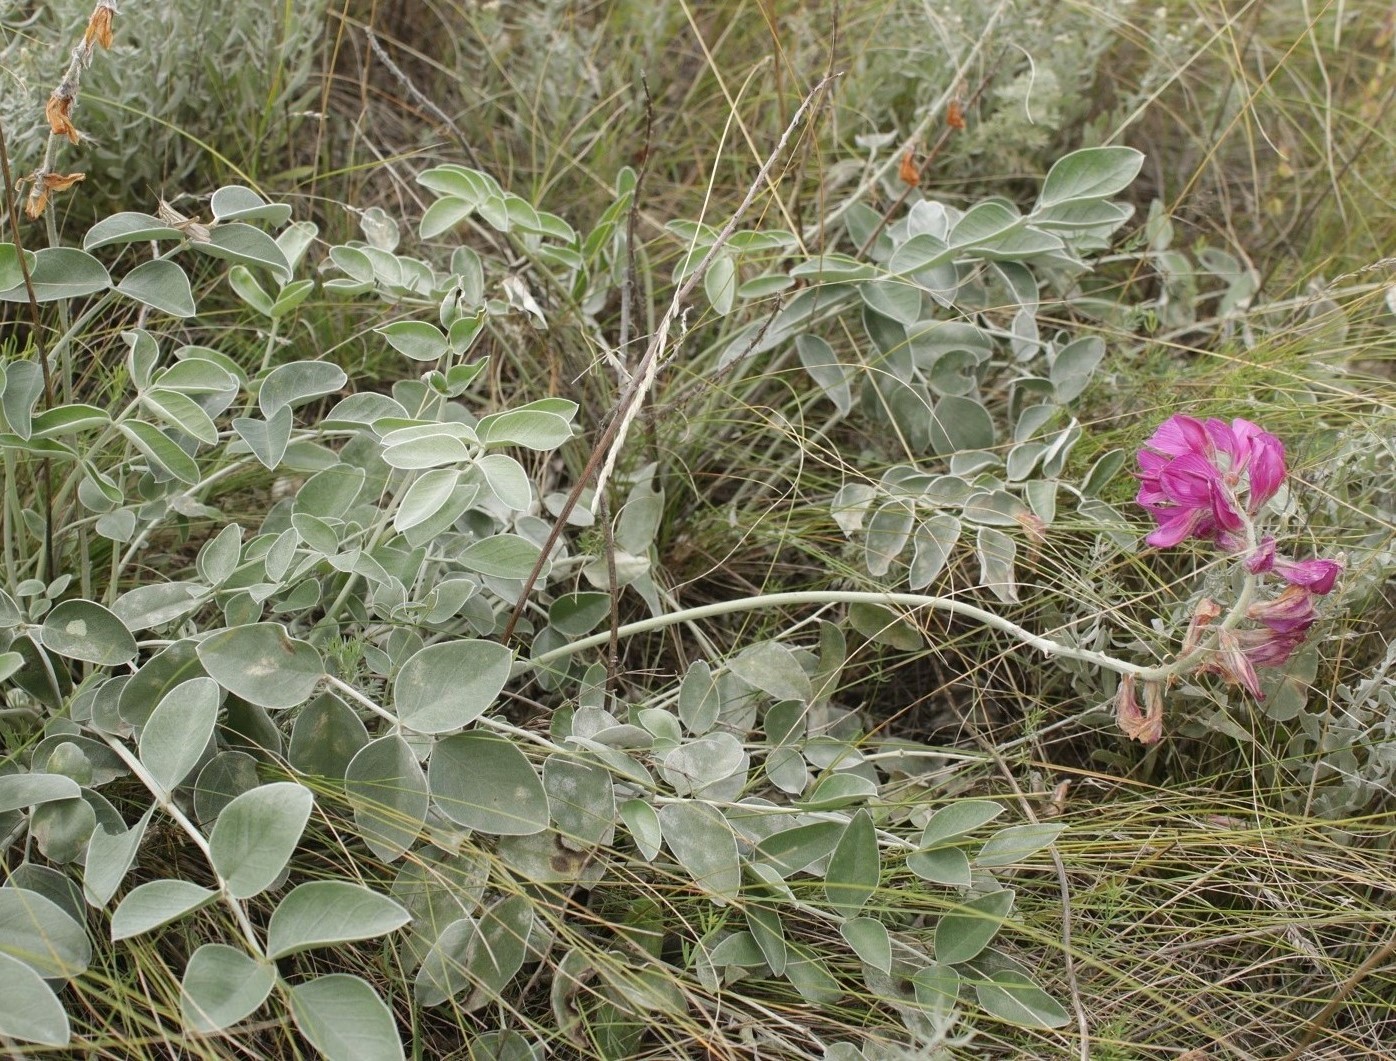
[317,468,419,629]
[531,589,1158,679]
[99,734,265,958]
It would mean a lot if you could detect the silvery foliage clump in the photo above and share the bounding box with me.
[0,149,1179,1055]
[0,1,320,220]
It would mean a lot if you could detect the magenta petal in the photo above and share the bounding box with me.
[1209,489,1245,533]
[1273,556,1343,595]
[1147,415,1209,458]
[1245,438,1286,509]
[1144,509,1204,548]
[1245,536,1277,573]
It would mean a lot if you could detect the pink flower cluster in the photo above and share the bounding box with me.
[1122,415,1344,738]
[1136,415,1284,548]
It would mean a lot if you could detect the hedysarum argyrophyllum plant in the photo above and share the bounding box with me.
[1116,414,1344,742]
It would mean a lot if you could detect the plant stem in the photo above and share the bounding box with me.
[99,734,265,958]
[530,589,1159,679]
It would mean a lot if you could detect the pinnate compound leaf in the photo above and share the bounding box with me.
[180,943,276,1032]
[934,888,1014,964]
[288,974,405,1061]
[0,887,91,978]
[345,735,428,861]
[266,881,410,959]
[429,732,549,835]
[0,951,70,1046]
[393,640,512,734]
[41,599,137,665]
[139,677,219,791]
[196,623,323,709]
[208,782,313,898]
[111,879,218,940]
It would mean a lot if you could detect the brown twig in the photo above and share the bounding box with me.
[501,73,840,644]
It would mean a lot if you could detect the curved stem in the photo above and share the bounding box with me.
[530,589,1155,678]
[99,734,265,957]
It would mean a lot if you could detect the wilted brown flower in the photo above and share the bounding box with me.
[1115,673,1165,744]
[83,0,117,51]
[898,149,920,187]
[23,172,87,219]
[45,88,80,144]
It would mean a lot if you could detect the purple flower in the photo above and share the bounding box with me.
[1246,585,1318,636]
[1136,415,1286,548]
[1272,555,1343,595]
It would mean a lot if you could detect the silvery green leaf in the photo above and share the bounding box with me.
[82,807,154,906]
[139,677,219,791]
[289,974,404,1061]
[0,247,110,303]
[345,736,428,861]
[658,802,741,902]
[197,623,323,709]
[841,916,892,974]
[0,952,70,1045]
[111,879,218,940]
[180,943,277,1032]
[41,599,137,665]
[266,881,410,960]
[824,808,880,914]
[208,782,313,898]
[117,259,196,317]
[796,334,853,414]
[935,888,1014,964]
[429,732,549,835]
[974,823,1066,867]
[394,640,512,734]
[729,641,812,703]
[0,887,91,978]
[1037,147,1144,208]
[973,968,1070,1028]
[288,693,369,780]
[975,527,1018,604]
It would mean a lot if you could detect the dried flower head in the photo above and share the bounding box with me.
[898,149,921,187]
[1116,674,1165,744]
[23,172,87,219]
[83,1,118,52]
[45,87,81,144]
